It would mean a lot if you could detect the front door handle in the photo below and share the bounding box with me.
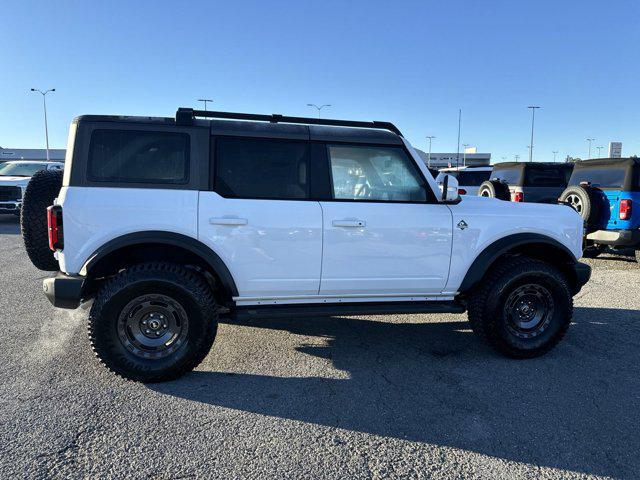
[332,219,366,228]
[210,217,248,226]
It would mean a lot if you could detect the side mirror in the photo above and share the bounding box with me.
[439,174,460,202]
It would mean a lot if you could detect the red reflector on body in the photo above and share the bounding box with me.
[458,188,467,195]
[620,199,632,220]
[514,192,524,202]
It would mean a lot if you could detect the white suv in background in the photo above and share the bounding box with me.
[22,108,590,382]
[0,161,64,216]
[436,166,493,196]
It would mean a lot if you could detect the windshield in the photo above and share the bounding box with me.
[570,167,628,189]
[0,163,48,177]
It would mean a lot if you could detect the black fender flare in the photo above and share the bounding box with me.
[83,231,239,298]
[458,233,578,294]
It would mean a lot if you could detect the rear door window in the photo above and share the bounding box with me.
[214,137,310,199]
[88,130,189,184]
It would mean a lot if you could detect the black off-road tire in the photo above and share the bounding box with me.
[559,185,602,228]
[20,169,63,271]
[467,256,573,358]
[88,263,218,383]
[478,179,511,201]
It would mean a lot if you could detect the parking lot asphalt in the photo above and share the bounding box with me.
[0,214,638,479]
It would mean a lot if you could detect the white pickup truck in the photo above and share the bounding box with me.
[21,108,591,382]
[0,160,63,216]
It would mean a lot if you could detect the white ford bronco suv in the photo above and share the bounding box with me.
[22,108,591,382]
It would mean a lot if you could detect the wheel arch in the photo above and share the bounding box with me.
[82,231,238,304]
[459,233,580,295]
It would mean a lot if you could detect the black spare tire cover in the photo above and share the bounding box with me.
[559,185,602,228]
[21,169,63,271]
[478,179,511,201]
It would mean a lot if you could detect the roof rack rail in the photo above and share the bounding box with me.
[175,108,403,137]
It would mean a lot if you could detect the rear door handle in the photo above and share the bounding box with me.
[210,217,248,226]
[332,219,366,228]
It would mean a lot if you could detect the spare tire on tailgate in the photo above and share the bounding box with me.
[478,179,510,201]
[21,169,63,271]
[559,185,602,229]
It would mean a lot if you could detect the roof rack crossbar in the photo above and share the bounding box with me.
[176,108,403,137]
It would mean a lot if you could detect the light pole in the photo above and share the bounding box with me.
[30,88,55,162]
[462,143,469,166]
[307,103,331,119]
[586,138,595,159]
[515,154,520,162]
[596,146,604,158]
[527,106,540,162]
[425,136,436,168]
[456,108,462,167]
[198,99,213,111]
[552,150,558,162]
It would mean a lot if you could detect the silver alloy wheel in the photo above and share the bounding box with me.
[565,193,583,214]
[117,294,189,359]
[503,284,554,339]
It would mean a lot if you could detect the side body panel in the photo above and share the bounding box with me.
[197,193,323,297]
[445,196,583,293]
[319,201,453,294]
[56,186,199,274]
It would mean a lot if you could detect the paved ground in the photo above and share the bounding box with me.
[0,214,638,479]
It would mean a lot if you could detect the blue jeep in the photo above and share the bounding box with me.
[559,158,640,260]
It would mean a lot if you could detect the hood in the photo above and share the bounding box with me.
[0,176,31,187]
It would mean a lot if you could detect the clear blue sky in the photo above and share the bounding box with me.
[1,0,638,162]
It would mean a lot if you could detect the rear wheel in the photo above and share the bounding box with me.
[478,180,510,201]
[468,257,572,358]
[88,263,218,382]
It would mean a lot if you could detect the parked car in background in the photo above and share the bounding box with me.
[559,158,640,260]
[0,161,64,216]
[479,162,573,203]
[437,166,492,195]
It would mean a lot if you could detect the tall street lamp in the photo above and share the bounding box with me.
[586,138,595,159]
[596,146,604,158]
[527,106,540,162]
[30,88,55,162]
[198,99,213,111]
[515,154,520,162]
[425,136,436,168]
[307,103,331,119]
[462,143,469,166]
[552,150,558,162]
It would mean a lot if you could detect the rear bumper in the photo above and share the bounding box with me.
[43,273,84,309]
[586,229,640,247]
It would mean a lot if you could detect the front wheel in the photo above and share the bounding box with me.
[468,257,573,358]
[88,263,218,382]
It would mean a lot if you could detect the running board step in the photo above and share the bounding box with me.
[228,301,466,321]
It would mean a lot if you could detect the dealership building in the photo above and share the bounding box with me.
[414,149,491,169]
[0,147,66,163]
